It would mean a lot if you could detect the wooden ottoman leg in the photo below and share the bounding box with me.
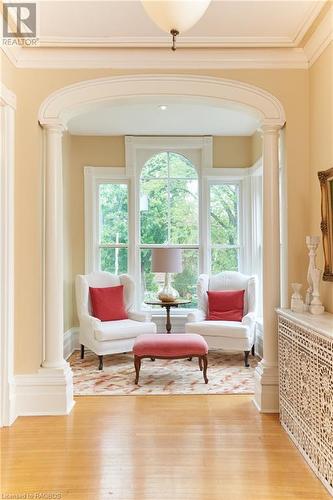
[198,356,203,371]
[134,355,141,384]
[202,355,208,384]
[98,355,103,371]
[80,344,85,359]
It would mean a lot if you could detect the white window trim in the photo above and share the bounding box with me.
[84,167,128,273]
[84,139,263,313]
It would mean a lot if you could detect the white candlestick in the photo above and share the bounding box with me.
[305,235,320,310]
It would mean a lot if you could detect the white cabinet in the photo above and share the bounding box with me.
[277,308,333,496]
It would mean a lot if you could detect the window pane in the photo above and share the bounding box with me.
[172,249,199,307]
[99,184,128,244]
[140,179,168,244]
[141,248,198,308]
[100,247,128,274]
[210,184,239,245]
[169,152,197,178]
[170,179,198,244]
[141,152,168,179]
[211,248,239,273]
[140,249,160,304]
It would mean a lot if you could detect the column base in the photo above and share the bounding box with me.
[42,359,68,369]
[15,364,74,417]
[253,360,279,413]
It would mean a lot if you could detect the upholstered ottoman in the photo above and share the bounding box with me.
[133,333,208,384]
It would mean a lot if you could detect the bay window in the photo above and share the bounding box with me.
[85,137,261,313]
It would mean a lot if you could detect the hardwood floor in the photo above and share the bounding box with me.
[1,395,330,500]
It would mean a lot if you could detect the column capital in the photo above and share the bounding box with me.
[41,120,66,134]
[260,123,282,135]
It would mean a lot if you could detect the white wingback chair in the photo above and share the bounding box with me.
[185,271,257,367]
[75,271,156,370]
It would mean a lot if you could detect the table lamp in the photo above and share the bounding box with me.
[151,247,182,302]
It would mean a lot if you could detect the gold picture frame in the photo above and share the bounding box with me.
[318,167,333,281]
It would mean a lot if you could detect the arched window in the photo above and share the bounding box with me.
[140,152,199,306]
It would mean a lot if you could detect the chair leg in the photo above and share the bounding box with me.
[98,355,104,371]
[150,357,155,362]
[202,355,208,384]
[199,356,203,371]
[244,351,250,368]
[80,344,85,359]
[134,355,141,384]
[188,357,192,361]
[251,344,255,356]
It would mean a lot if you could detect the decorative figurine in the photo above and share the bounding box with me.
[291,283,304,313]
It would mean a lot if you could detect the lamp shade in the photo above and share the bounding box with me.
[141,0,211,34]
[151,248,182,273]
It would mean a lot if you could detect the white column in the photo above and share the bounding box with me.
[42,124,67,369]
[254,124,281,413]
[35,122,74,416]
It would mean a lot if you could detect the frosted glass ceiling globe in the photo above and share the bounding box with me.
[141,0,212,34]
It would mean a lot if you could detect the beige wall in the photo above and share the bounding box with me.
[213,136,253,167]
[1,50,311,373]
[309,42,333,312]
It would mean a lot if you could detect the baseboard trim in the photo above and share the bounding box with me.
[64,327,80,359]
[152,315,186,333]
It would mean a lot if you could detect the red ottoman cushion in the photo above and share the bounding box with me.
[133,333,208,357]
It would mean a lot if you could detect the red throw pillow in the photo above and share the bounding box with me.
[89,285,128,321]
[207,290,245,321]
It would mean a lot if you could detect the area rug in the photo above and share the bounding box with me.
[69,350,258,395]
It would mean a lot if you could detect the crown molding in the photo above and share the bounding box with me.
[0,2,330,70]
[37,34,297,49]
[304,5,333,66]
[1,43,20,67]
[292,1,326,46]
[4,46,309,69]
[18,2,326,50]
[0,83,16,109]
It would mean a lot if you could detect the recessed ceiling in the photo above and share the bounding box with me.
[37,0,324,48]
[67,97,260,136]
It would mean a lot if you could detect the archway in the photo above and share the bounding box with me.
[38,75,286,414]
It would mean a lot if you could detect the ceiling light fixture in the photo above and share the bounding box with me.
[141,0,211,51]
[159,105,168,110]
